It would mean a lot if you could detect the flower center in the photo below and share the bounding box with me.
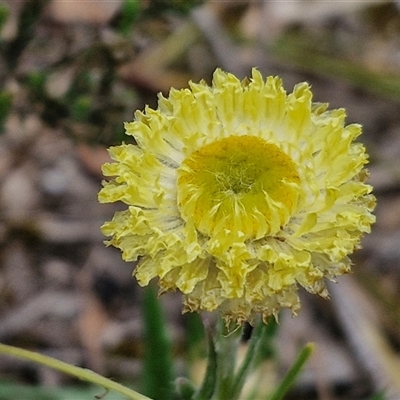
[177,135,300,239]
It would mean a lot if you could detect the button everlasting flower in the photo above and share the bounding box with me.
[98,68,375,325]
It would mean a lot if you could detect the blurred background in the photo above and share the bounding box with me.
[0,1,400,399]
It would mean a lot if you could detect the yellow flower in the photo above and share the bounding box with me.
[98,68,375,325]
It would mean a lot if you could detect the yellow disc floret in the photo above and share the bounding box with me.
[177,135,300,240]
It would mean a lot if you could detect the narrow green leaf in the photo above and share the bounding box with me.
[141,285,174,400]
[0,381,132,400]
[268,343,315,400]
[230,321,269,400]
[193,331,217,400]
[0,343,150,400]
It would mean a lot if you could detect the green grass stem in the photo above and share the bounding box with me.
[0,343,150,400]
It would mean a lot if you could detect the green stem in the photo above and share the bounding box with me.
[193,330,218,400]
[215,321,240,400]
[268,343,315,400]
[0,343,151,400]
[230,321,268,400]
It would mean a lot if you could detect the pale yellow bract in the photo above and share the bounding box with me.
[98,68,376,325]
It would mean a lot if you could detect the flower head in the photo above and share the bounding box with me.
[98,68,375,325]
